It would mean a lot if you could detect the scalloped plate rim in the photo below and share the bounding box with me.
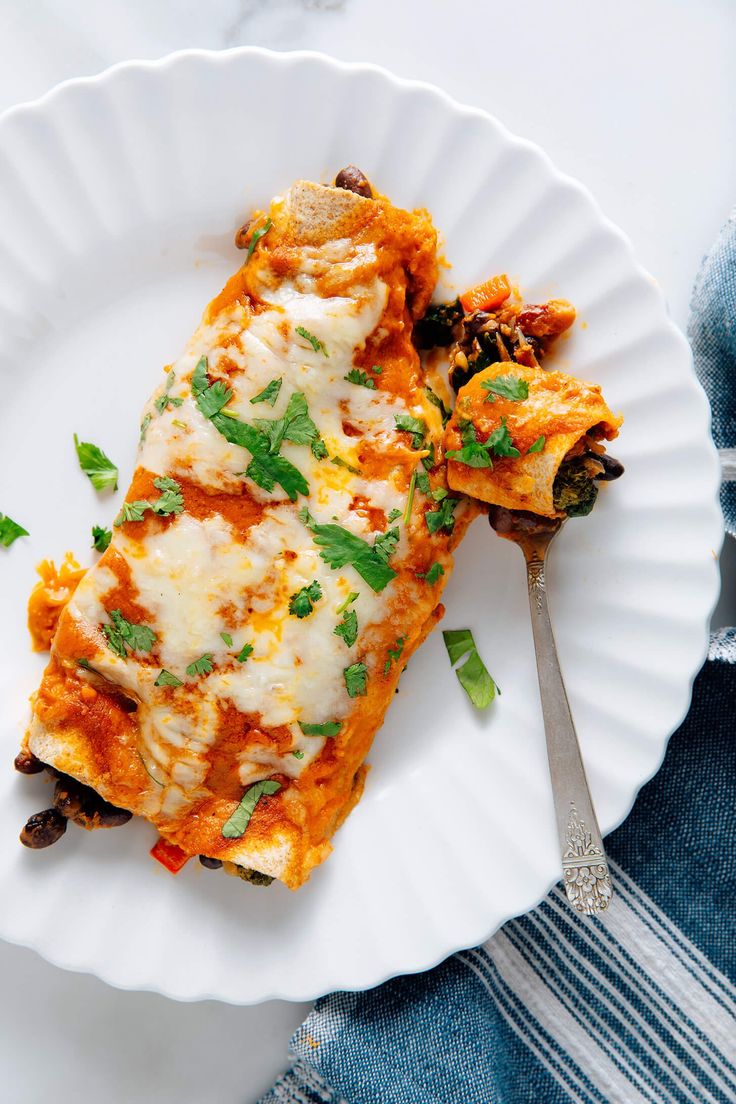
[0,46,723,1005]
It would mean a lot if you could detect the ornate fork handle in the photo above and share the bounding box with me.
[525,553,612,915]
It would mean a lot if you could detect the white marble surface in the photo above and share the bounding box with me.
[0,1,733,1101]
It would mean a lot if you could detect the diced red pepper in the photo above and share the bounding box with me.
[150,836,191,874]
[460,274,511,314]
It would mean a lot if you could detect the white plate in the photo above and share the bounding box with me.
[0,48,722,1004]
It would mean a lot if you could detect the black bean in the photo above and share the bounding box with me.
[20,808,67,849]
[334,165,373,199]
[199,855,223,870]
[14,749,45,775]
[53,775,132,829]
[594,453,625,481]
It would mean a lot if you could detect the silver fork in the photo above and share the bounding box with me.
[489,507,612,915]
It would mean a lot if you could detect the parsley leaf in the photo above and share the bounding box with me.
[236,643,254,663]
[301,515,397,593]
[373,527,399,563]
[298,721,342,738]
[425,497,459,535]
[481,374,529,403]
[384,636,406,675]
[417,562,445,585]
[186,653,214,677]
[250,378,282,406]
[425,385,452,425]
[394,414,427,450]
[91,525,112,553]
[296,325,328,357]
[220,632,233,647]
[387,508,402,524]
[246,217,272,262]
[73,434,118,491]
[344,662,368,698]
[344,368,376,390]
[221,778,281,839]
[486,417,521,458]
[155,669,183,688]
[0,513,29,548]
[334,608,358,647]
[102,610,156,658]
[289,580,323,619]
[528,435,546,454]
[442,628,498,709]
[151,475,184,516]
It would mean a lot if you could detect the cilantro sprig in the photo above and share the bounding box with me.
[446,417,520,469]
[114,476,184,527]
[344,368,376,390]
[0,512,29,548]
[298,721,342,738]
[443,628,499,710]
[300,509,397,593]
[289,580,323,619]
[296,326,328,357]
[186,653,214,678]
[221,778,281,839]
[344,662,368,698]
[481,374,529,403]
[334,608,358,647]
[192,358,311,501]
[91,525,112,553]
[102,610,156,659]
[74,434,118,492]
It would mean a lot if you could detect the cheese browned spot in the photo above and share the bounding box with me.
[24,180,479,889]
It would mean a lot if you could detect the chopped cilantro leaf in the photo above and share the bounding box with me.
[373,527,399,563]
[446,441,493,468]
[250,378,282,406]
[344,368,376,389]
[76,658,94,671]
[417,562,445,585]
[151,475,184,516]
[394,414,427,450]
[197,379,232,419]
[295,325,328,357]
[0,513,29,548]
[139,414,152,442]
[220,632,233,647]
[191,356,209,395]
[155,669,183,688]
[288,580,323,619]
[486,417,521,458]
[298,721,342,738]
[115,500,150,526]
[403,471,417,525]
[186,653,214,678]
[425,385,452,425]
[442,628,498,709]
[331,456,361,475]
[236,643,254,663]
[387,508,402,524]
[384,636,406,675]
[344,662,368,698]
[221,778,281,839]
[91,525,112,553]
[481,374,529,403]
[415,468,431,495]
[302,515,397,593]
[371,364,383,374]
[528,435,546,454]
[311,439,329,460]
[73,434,118,491]
[425,496,459,535]
[292,749,305,760]
[336,591,359,614]
[422,441,436,471]
[334,608,358,647]
[102,610,156,658]
[246,217,272,262]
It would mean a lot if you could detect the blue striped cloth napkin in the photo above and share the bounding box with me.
[259,219,736,1104]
